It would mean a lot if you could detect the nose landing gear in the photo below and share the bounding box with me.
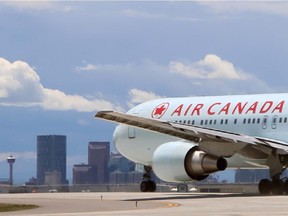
[140,166,156,192]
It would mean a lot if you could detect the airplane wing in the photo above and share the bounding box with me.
[95,111,288,155]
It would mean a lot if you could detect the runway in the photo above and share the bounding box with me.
[0,192,288,216]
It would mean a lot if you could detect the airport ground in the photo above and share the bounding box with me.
[1,192,288,216]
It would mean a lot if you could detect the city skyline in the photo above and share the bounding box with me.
[0,1,288,183]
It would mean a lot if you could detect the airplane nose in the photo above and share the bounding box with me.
[113,125,121,148]
[113,124,127,154]
[112,124,137,163]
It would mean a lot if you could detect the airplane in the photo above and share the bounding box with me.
[95,92,288,195]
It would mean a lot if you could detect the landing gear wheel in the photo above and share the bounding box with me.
[258,179,272,195]
[271,179,284,195]
[148,180,156,192]
[140,181,149,192]
[284,179,288,194]
[177,184,188,192]
[140,180,156,192]
[140,166,157,192]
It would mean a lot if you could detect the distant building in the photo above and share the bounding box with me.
[127,171,143,184]
[72,141,144,185]
[0,178,9,185]
[73,164,97,185]
[108,153,140,184]
[88,141,110,184]
[109,153,129,184]
[235,169,269,183]
[25,177,37,186]
[109,153,133,173]
[37,135,67,185]
[110,170,127,184]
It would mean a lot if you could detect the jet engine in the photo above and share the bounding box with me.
[152,141,227,182]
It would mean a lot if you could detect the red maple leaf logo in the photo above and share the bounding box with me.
[151,102,169,119]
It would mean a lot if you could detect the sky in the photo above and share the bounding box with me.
[0,1,288,184]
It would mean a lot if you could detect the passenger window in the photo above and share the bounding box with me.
[209,120,213,125]
[220,119,223,125]
[247,119,251,124]
[205,120,208,125]
[257,118,260,124]
[225,119,228,124]
[243,119,246,124]
[214,120,217,124]
[200,120,203,125]
[279,118,282,123]
[252,118,255,124]
[192,120,195,125]
[234,119,237,124]
[285,117,287,123]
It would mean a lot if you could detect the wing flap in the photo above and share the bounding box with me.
[256,137,288,154]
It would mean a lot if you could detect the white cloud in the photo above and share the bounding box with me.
[76,64,98,72]
[1,1,56,11]
[0,151,36,162]
[0,58,43,106]
[128,88,163,108]
[167,54,274,95]
[42,88,122,112]
[0,1,76,12]
[169,54,250,80]
[0,58,123,112]
[75,62,134,73]
[121,8,203,23]
[75,57,274,99]
[198,1,288,17]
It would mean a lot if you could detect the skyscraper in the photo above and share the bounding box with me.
[88,141,110,184]
[73,164,97,184]
[37,135,67,185]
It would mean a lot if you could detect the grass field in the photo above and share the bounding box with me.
[0,203,38,212]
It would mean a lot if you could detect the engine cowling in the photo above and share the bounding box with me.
[152,141,227,182]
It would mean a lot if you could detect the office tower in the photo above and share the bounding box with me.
[37,135,67,185]
[73,164,97,184]
[109,153,135,172]
[88,141,110,184]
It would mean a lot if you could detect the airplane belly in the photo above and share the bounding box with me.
[226,153,267,168]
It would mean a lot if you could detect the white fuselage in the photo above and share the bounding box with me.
[113,93,288,169]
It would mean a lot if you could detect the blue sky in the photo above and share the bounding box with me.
[0,1,288,183]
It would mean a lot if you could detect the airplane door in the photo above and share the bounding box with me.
[272,115,277,129]
[128,126,136,139]
[262,115,268,129]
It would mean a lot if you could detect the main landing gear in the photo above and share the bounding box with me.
[140,166,156,192]
[258,154,288,195]
[258,177,288,195]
